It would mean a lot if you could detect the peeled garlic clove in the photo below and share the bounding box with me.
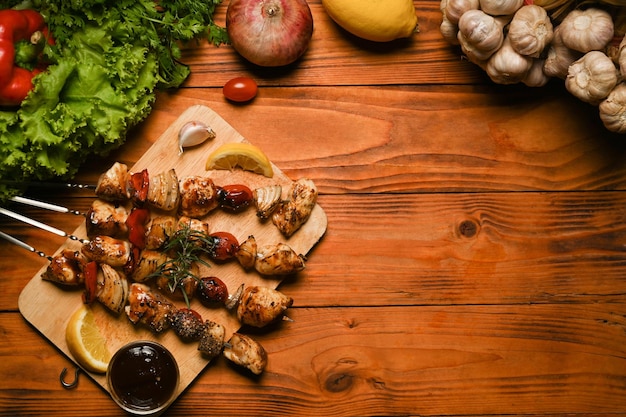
[253,184,282,219]
[178,121,216,155]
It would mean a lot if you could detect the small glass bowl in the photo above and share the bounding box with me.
[107,340,179,416]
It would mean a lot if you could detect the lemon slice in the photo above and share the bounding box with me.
[65,305,111,374]
[205,142,274,178]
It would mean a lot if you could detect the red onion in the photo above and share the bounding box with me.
[226,0,314,67]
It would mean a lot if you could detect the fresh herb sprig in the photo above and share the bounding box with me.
[148,222,216,307]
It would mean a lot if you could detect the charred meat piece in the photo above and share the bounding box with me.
[125,283,177,333]
[85,199,128,239]
[198,320,225,359]
[145,215,177,250]
[147,169,180,212]
[237,286,293,328]
[169,308,205,341]
[223,333,268,375]
[272,178,317,237]
[95,162,130,202]
[97,263,129,315]
[81,235,131,268]
[41,249,87,286]
[156,272,198,302]
[178,176,219,218]
[255,243,306,276]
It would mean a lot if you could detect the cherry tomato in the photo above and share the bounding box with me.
[197,277,229,306]
[223,77,258,102]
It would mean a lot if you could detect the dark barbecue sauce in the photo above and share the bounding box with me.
[108,341,178,412]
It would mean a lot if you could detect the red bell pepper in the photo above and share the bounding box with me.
[128,169,150,205]
[0,9,52,107]
[125,207,150,249]
[82,261,98,304]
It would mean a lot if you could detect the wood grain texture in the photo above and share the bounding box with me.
[2,303,625,416]
[1,0,625,415]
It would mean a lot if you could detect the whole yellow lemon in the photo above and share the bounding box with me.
[322,0,418,42]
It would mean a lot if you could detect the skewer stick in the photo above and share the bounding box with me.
[0,207,89,244]
[10,196,84,216]
[0,230,52,260]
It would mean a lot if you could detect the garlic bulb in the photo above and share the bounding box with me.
[457,9,504,62]
[523,58,550,87]
[599,83,626,133]
[508,5,553,58]
[479,0,523,16]
[558,8,614,53]
[486,36,533,84]
[565,51,619,104]
[617,35,626,78]
[440,15,460,45]
[543,26,582,79]
[178,121,216,155]
[444,0,479,25]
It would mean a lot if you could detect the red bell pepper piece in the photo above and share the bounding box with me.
[0,9,52,107]
[128,169,150,205]
[82,261,98,304]
[126,207,150,249]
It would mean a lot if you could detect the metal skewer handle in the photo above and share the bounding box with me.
[0,231,52,260]
[0,207,89,244]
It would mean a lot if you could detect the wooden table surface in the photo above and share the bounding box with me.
[1,1,625,416]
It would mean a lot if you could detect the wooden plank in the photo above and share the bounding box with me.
[2,303,625,416]
[3,190,625,312]
[15,106,327,405]
[180,1,488,88]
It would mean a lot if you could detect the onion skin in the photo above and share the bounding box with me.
[226,0,314,67]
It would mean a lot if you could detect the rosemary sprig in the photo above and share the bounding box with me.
[147,222,216,307]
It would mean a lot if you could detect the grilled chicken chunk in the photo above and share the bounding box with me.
[81,235,131,268]
[147,169,180,212]
[255,243,306,276]
[85,199,128,239]
[237,286,293,328]
[97,263,129,315]
[95,162,130,202]
[125,283,177,333]
[41,249,87,286]
[272,178,317,237]
[145,215,177,250]
[178,176,219,218]
[198,320,225,359]
[223,333,268,375]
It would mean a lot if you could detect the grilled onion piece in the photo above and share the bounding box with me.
[96,263,129,315]
[253,184,282,219]
[147,169,180,212]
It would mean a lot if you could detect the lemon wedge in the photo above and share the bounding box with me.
[65,305,111,374]
[205,142,274,178]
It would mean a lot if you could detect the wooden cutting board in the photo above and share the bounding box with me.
[18,105,327,406]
